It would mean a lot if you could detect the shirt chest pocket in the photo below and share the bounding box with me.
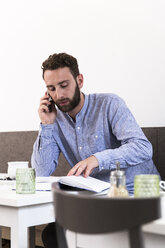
[86,131,107,154]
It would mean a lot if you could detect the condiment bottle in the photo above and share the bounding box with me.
[108,162,129,197]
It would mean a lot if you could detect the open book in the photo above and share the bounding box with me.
[58,175,110,193]
[36,175,110,193]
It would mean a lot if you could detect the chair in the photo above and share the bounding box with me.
[52,182,161,248]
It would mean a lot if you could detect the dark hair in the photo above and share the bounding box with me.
[41,53,80,80]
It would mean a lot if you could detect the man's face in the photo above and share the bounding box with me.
[44,67,82,113]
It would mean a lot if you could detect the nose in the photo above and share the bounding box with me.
[54,87,64,100]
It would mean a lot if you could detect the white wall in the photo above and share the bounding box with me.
[0,0,165,131]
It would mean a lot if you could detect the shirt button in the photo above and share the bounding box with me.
[95,135,98,138]
[77,127,80,130]
[79,146,82,150]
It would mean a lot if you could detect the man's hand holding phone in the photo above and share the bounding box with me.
[38,92,57,124]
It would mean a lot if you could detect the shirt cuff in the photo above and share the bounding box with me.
[93,151,125,171]
[40,123,55,137]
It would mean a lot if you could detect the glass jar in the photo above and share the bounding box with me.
[108,170,129,197]
[16,168,36,194]
[134,174,160,197]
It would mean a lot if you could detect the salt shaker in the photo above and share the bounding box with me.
[108,162,129,197]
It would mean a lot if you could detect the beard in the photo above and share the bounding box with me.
[55,82,81,113]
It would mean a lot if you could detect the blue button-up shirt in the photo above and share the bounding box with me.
[31,93,159,194]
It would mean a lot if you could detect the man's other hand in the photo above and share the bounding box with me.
[67,156,99,178]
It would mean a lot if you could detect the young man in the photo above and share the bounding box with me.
[31,52,159,247]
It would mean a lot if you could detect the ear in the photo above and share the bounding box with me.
[77,74,84,89]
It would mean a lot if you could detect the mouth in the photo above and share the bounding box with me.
[58,99,69,106]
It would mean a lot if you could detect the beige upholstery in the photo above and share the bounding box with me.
[0,130,70,175]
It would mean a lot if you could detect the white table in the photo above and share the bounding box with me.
[0,175,57,248]
[0,174,165,248]
[142,193,165,248]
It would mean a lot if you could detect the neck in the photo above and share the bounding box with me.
[68,92,84,119]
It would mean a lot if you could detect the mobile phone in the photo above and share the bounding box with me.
[47,92,55,112]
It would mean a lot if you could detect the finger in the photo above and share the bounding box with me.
[67,165,79,176]
[40,99,51,107]
[75,164,86,176]
[83,167,92,178]
[38,104,49,113]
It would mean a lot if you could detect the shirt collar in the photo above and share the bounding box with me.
[74,93,88,121]
[57,93,89,123]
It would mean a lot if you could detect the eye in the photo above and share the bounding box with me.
[48,86,55,91]
[60,83,68,88]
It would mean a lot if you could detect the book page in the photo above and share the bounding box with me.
[26,176,110,193]
[59,175,110,193]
